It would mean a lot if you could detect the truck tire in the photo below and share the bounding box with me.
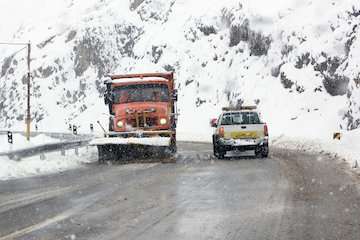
[213,135,225,159]
[169,142,177,154]
[217,152,225,159]
[213,144,225,159]
[159,146,177,163]
[255,145,269,159]
[262,144,269,158]
[261,147,269,158]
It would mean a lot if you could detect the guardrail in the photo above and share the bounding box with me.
[0,136,93,159]
[0,130,92,140]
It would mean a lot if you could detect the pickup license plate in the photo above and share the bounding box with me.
[231,131,258,139]
[233,139,257,146]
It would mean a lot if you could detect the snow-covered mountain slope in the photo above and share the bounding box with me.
[0,0,360,141]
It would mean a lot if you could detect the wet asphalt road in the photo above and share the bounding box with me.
[0,142,360,240]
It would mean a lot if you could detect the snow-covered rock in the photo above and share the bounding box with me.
[0,0,359,143]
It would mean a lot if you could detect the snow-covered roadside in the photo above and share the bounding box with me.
[0,146,97,180]
[272,129,360,170]
[178,123,360,170]
[0,133,60,154]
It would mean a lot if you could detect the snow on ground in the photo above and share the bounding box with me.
[0,133,59,154]
[0,0,360,172]
[273,129,360,170]
[0,146,97,180]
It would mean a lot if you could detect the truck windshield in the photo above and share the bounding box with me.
[221,112,261,125]
[112,84,169,103]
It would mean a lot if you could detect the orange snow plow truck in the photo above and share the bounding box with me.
[91,72,178,163]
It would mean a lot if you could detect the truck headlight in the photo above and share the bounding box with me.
[160,118,167,125]
[117,121,124,128]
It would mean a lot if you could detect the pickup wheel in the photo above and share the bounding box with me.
[262,152,269,158]
[256,145,269,159]
[217,152,225,159]
[262,144,269,158]
[213,143,225,159]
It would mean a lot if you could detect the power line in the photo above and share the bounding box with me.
[0,42,28,46]
[0,45,28,70]
[10,45,27,56]
[0,41,29,65]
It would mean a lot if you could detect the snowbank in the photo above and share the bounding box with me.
[272,129,360,169]
[0,146,97,180]
[0,134,60,154]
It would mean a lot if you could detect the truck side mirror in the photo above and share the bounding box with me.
[210,118,218,128]
[104,92,114,105]
[172,89,178,101]
[104,82,113,105]
[104,94,110,105]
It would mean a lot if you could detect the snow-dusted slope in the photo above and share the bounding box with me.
[0,0,360,142]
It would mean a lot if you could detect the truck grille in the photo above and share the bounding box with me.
[128,117,157,128]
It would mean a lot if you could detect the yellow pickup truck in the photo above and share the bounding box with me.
[211,106,269,159]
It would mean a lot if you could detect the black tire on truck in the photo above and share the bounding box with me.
[212,135,225,159]
[214,146,225,159]
[255,144,269,158]
[160,145,177,163]
[261,143,269,158]
[160,136,177,163]
[169,137,177,154]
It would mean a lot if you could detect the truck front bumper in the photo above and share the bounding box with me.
[106,130,174,138]
[90,136,171,147]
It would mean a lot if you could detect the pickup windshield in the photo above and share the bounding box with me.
[113,84,169,103]
[221,112,261,125]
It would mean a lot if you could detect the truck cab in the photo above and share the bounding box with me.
[105,73,177,135]
[92,73,178,162]
[211,106,269,159]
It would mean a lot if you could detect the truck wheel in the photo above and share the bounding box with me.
[261,148,269,158]
[262,144,269,158]
[213,144,225,159]
[256,146,268,159]
[159,146,177,163]
[169,141,177,154]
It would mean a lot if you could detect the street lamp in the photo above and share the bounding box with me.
[0,41,32,141]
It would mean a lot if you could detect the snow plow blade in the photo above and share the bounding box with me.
[90,137,171,147]
[89,137,176,164]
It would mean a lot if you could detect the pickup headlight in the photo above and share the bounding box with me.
[117,121,124,128]
[160,118,167,125]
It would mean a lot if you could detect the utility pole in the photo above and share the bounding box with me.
[26,42,31,141]
[0,41,32,141]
